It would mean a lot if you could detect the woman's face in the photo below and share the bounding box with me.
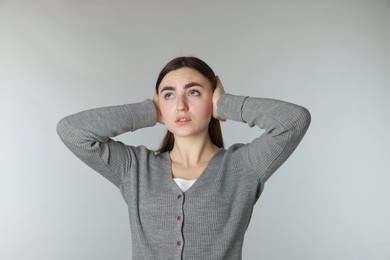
[157,67,214,138]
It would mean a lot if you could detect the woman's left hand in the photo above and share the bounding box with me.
[153,94,164,124]
[212,75,226,121]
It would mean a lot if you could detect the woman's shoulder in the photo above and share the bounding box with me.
[125,144,162,159]
[218,143,247,163]
[224,143,246,153]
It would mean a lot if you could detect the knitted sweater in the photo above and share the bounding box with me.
[57,93,311,260]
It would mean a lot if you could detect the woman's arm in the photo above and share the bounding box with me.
[56,99,157,187]
[214,78,311,184]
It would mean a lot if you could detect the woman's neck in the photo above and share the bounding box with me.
[170,134,219,167]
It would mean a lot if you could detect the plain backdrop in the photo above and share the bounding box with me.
[1,0,389,259]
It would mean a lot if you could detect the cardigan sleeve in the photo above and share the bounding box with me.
[217,93,311,183]
[56,99,157,188]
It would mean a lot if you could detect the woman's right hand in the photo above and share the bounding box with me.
[153,94,164,124]
[212,76,226,121]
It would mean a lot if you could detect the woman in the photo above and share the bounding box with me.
[57,56,311,259]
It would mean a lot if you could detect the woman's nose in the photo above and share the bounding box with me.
[176,96,188,111]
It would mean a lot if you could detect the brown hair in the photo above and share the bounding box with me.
[155,56,224,153]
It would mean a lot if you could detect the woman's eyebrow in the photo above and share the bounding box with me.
[160,86,175,93]
[184,82,204,89]
[160,82,204,93]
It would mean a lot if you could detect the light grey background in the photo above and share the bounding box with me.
[1,0,389,259]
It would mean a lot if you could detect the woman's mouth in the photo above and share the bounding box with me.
[176,116,192,124]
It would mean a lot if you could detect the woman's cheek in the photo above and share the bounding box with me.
[160,107,172,126]
[202,102,213,117]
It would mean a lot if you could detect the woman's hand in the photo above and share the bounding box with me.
[212,75,226,121]
[153,94,164,124]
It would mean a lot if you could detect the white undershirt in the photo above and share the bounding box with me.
[173,178,197,192]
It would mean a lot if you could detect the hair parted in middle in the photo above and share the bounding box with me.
[155,56,224,153]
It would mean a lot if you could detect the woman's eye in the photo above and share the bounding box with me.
[164,93,174,100]
[189,90,200,96]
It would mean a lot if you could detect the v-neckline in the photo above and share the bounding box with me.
[163,148,225,194]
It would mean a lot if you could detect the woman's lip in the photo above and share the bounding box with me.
[175,116,192,123]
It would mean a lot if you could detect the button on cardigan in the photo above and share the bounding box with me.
[57,93,311,259]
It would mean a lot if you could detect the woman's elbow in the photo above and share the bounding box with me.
[293,106,311,138]
[56,117,72,142]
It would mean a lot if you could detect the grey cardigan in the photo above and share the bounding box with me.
[57,93,311,260]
